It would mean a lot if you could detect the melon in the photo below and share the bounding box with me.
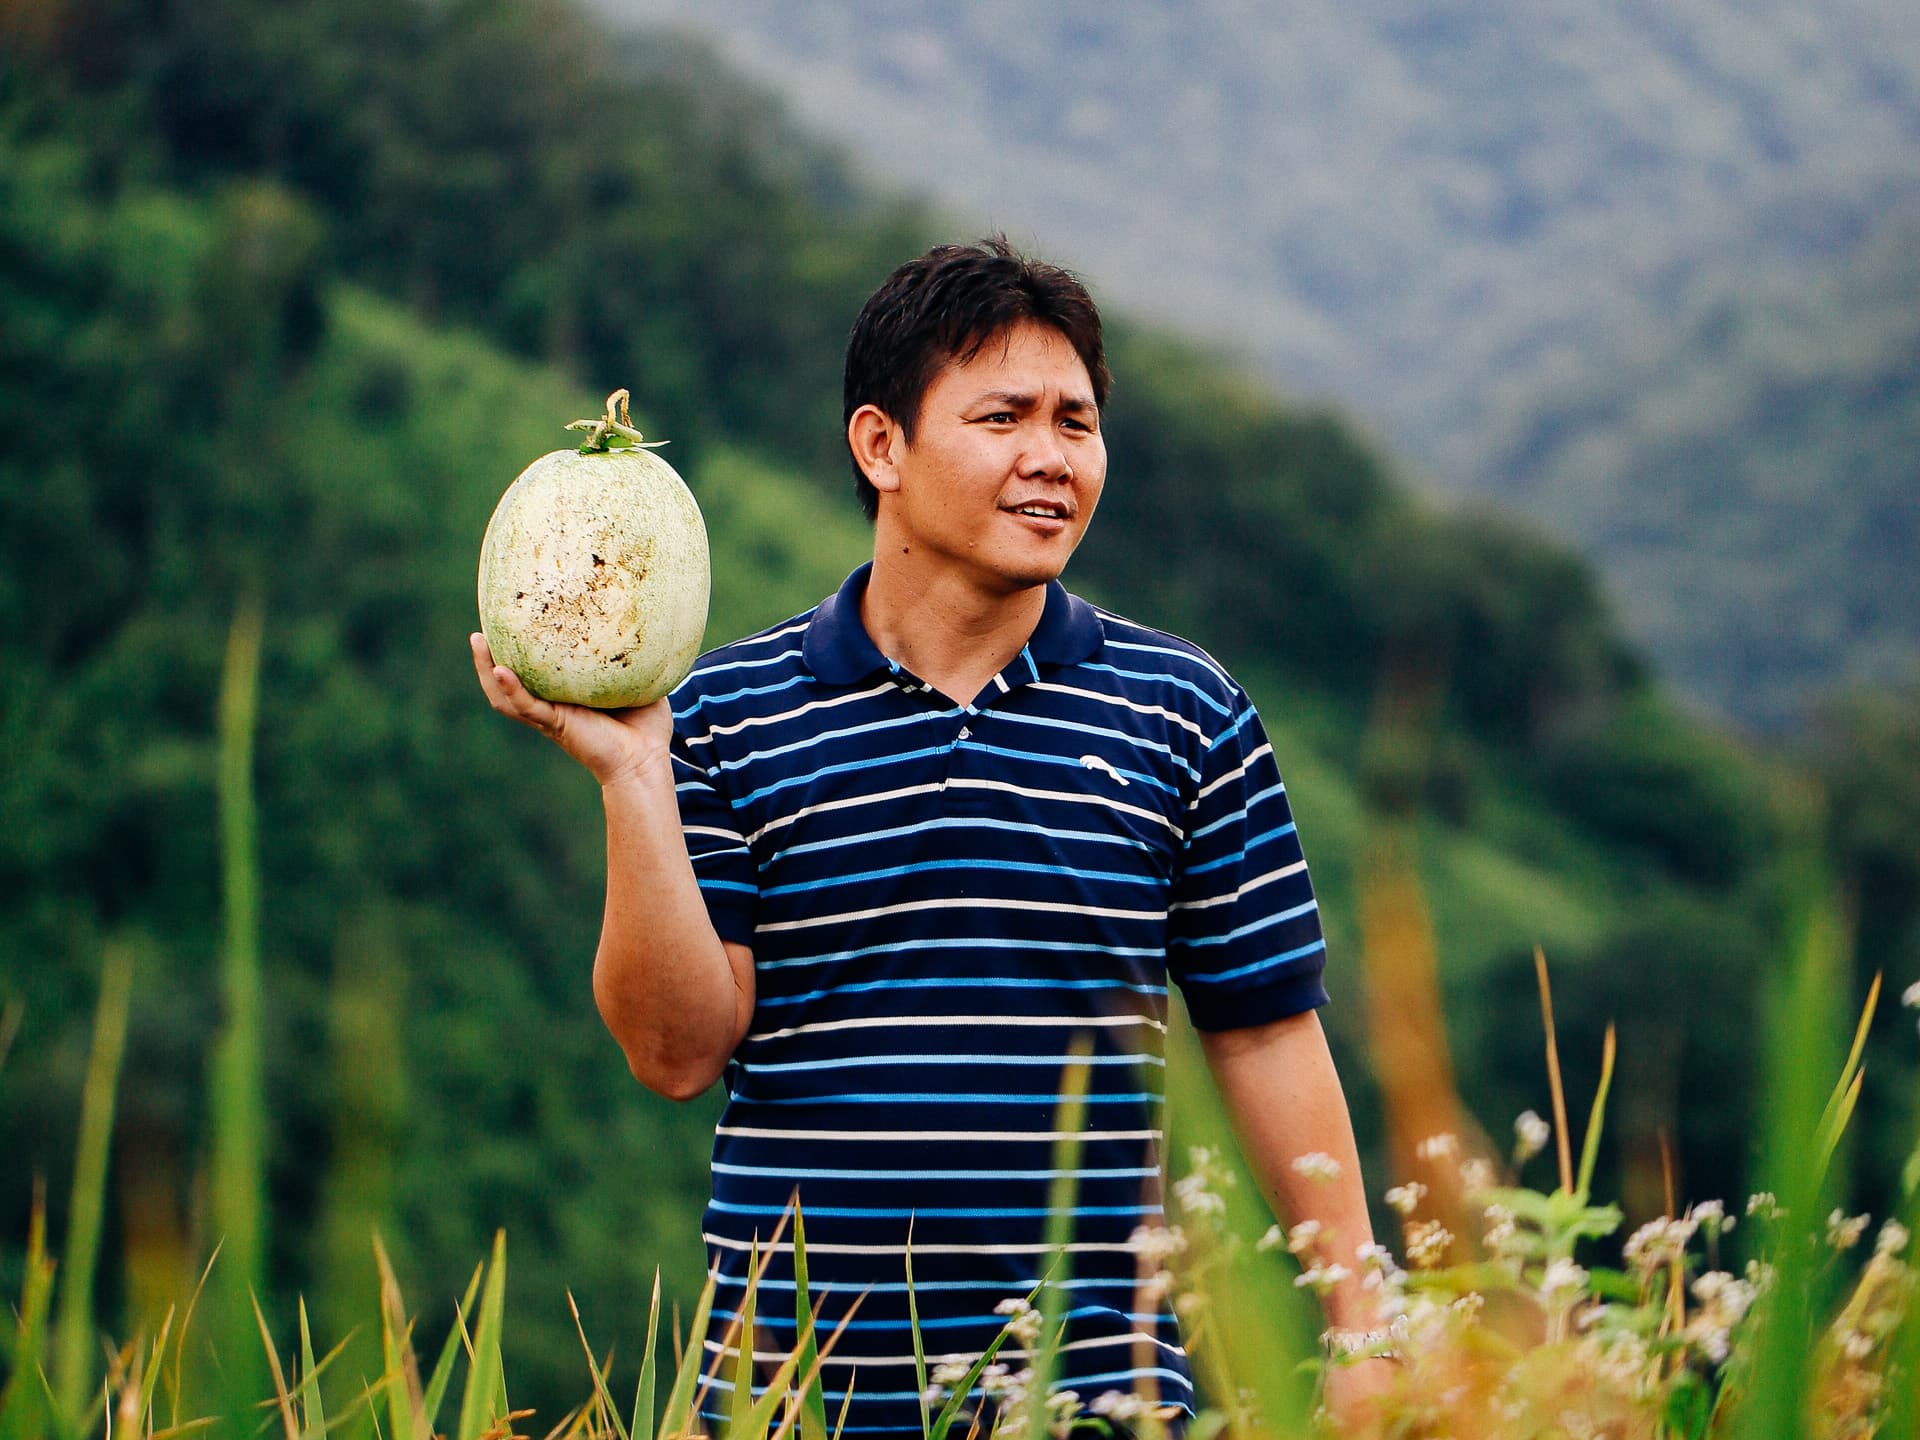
[477,392,709,708]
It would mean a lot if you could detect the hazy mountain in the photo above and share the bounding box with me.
[592,0,1920,728]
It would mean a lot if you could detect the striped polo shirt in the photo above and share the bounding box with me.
[670,563,1329,1433]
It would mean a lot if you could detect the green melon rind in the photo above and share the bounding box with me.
[477,446,710,708]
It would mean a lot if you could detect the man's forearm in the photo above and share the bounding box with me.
[593,755,753,1100]
[1199,1011,1387,1334]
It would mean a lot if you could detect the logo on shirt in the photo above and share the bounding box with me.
[1079,754,1130,786]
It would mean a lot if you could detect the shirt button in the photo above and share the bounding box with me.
[958,726,972,740]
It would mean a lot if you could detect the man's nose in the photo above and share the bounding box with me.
[1018,425,1072,479]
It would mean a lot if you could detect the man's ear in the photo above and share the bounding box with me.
[847,404,903,495]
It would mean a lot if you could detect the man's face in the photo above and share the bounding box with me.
[875,319,1107,594]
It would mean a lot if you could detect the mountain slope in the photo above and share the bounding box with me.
[593,0,1920,723]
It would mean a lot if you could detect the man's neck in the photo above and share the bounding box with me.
[860,554,1049,707]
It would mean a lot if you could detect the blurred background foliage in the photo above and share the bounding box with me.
[2,0,1917,1425]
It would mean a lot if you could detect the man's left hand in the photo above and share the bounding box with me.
[1323,1356,1400,1435]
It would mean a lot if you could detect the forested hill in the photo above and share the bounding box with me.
[596,0,1920,729]
[4,0,1917,1421]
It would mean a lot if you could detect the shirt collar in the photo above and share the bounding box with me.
[802,562,1104,686]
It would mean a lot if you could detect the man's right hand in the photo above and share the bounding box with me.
[469,633,674,788]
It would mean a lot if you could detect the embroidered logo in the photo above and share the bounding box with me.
[1079,754,1130,786]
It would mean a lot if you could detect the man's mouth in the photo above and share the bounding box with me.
[1005,502,1073,520]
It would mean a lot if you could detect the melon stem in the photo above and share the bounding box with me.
[565,388,668,453]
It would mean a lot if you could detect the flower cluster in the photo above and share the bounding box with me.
[918,1100,1919,1440]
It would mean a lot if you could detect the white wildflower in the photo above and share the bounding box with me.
[1416,1133,1461,1163]
[1406,1218,1454,1269]
[1623,1215,1697,1274]
[1688,1200,1734,1242]
[1461,1157,1496,1192]
[1514,1110,1551,1161]
[1128,1222,1188,1262]
[1356,1241,1396,1271]
[1089,1390,1148,1421]
[1293,1262,1352,1296]
[1385,1181,1428,1216]
[1046,1390,1080,1414]
[1901,979,1920,1009]
[1877,1220,1911,1257]
[1691,1271,1756,1324]
[1286,1219,1325,1256]
[1173,1172,1226,1217]
[1686,1271,1756,1364]
[1541,1257,1588,1304]
[1483,1202,1518,1253]
[1841,1328,1875,1362]
[1690,1325,1733,1366]
[1139,1268,1174,1303]
[1291,1150,1343,1181]
[931,1360,972,1387]
[1828,1210,1871,1250]
[1746,1191,1781,1220]
[1256,1223,1286,1253]
[993,1296,1042,1344]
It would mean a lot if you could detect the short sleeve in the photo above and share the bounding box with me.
[1167,699,1329,1030]
[669,716,758,946]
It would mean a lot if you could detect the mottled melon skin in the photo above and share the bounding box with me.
[477,445,710,708]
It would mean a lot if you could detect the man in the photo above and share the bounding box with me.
[473,238,1392,1434]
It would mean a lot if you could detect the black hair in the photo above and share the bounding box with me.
[842,236,1111,521]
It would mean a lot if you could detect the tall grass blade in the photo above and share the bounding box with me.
[630,1269,661,1440]
[1814,971,1879,1139]
[53,941,134,1425]
[211,595,270,1424]
[135,1308,175,1434]
[422,1262,485,1436]
[905,1221,928,1440]
[1356,830,1469,1199]
[1573,1023,1616,1201]
[165,1239,222,1433]
[765,1292,863,1440]
[728,1240,762,1437]
[0,1190,58,1440]
[373,1234,430,1440]
[1019,1043,1090,1440]
[656,1272,718,1439]
[736,1329,812,1439]
[1536,947,1574,1196]
[789,1205,827,1440]
[1812,974,1879,1175]
[251,1290,300,1440]
[1815,1069,1865,1177]
[1724,844,1850,1440]
[567,1293,630,1440]
[453,1232,508,1440]
[296,1299,325,1440]
[692,1211,790,1431]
